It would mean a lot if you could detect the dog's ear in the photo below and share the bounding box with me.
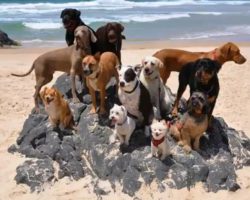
[94,52,101,61]
[89,29,97,43]
[156,57,164,68]
[117,23,124,33]
[76,9,81,18]
[221,42,232,58]
[133,64,142,75]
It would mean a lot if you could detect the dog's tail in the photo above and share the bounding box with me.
[11,63,35,77]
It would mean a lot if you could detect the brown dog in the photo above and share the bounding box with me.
[153,42,246,84]
[11,26,97,111]
[82,52,119,115]
[169,92,209,153]
[40,87,75,129]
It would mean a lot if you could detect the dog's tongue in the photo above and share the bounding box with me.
[111,118,117,126]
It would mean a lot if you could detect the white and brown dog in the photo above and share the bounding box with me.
[139,56,174,120]
[82,52,119,115]
[109,104,136,145]
[118,65,154,136]
[40,87,75,130]
[151,119,171,160]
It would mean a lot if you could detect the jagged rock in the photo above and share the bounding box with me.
[15,159,54,192]
[9,74,250,196]
[0,30,20,47]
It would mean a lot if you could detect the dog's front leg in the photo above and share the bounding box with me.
[99,86,107,115]
[117,133,125,144]
[151,144,157,158]
[70,71,80,103]
[160,142,171,160]
[88,85,97,114]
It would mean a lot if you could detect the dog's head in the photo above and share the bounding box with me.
[82,52,100,77]
[60,8,81,32]
[151,119,168,140]
[220,42,246,64]
[188,92,208,115]
[105,22,125,44]
[74,25,97,51]
[141,56,163,79]
[195,58,220,85]
[109,104,127,126]
[118,65,138,92]
[40,87,62,105]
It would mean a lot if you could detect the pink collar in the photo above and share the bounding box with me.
[152,137,165,147]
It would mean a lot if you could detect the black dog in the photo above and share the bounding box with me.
[96,22,126,63]
[172,58,221,118]
[60,8,99,54]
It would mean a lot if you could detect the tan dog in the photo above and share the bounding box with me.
[11,26,97,111]
[82,52,119,115]
[40,87,75,129]
[153,42,246,84]
[169,92,209,153]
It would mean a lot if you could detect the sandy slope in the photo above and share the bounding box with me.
[0,44,249,200]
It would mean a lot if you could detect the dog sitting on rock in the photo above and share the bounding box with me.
[169,92,209,153]
[40,87,75,130]
[118,65,154,136]
[109,104,136,146]
[151,119,171,160]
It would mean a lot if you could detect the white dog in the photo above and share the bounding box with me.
[109,104,136,145]
[151,119,171,160]
[139,56,174,120]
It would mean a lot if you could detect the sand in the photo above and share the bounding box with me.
[0,43,250,199]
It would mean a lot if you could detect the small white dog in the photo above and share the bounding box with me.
[151,119,171,160]
[109,104,136,145]
[140,56,174,120]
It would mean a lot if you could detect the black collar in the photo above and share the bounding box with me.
[124,80,139,94]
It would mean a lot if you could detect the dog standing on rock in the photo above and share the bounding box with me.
[82,52,119,115]
[109,104,136,146]
[11,26,97,111]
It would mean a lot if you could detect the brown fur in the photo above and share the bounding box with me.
[82,52,120,115]
[11,26,97,111]
[153,42,246,84]
[40,87,75,129]
[169,92,209,153]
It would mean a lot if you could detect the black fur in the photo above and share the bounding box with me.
[177,58,220,118]
[124,68,136,82]
[60,8,99,54]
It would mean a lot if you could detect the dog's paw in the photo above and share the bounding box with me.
[178,141,184,146]
[183,145,192,153]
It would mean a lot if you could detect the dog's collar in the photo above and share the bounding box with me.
[152,137,165,147]
[117,116,127,126]
[124,80,139,94]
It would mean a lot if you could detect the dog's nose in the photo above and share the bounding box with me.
[145,68,149,73]
[120,81,125,87]
[83,69,90,75]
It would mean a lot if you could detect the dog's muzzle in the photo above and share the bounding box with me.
[120,81,125,87]
[83,69,92,76]
[46,97,54,104]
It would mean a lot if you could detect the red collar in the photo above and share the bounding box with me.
[152,137,165,147]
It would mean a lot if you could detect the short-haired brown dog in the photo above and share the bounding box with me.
[82,52,119,115]
[40,87,75,129]
[153,42,246,84]
[169,92,209,153]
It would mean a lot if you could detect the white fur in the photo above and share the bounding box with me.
[118,65,143,123]
[140,56,173,119]
[151,120,171,160]
[109,104,136,145]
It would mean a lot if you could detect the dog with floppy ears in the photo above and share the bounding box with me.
[82,52,119,115]
[151,119,171,160]
[11,26,97,111]
[169,92,209,153]
[118,65,154,136]
[40,87,75,130]
[109,104,136,146]
[154,42,246,84]
[139,56,174,120]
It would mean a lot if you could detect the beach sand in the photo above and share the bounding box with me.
[0,42,250,199]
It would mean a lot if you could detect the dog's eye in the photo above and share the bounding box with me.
[198,97,204,102]
[144,61,148,65]
[116,112,119,115]
[151,62,155,66]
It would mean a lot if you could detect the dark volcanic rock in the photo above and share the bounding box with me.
[0,30,20,47]
[15,159,54,192]
[9,74,250,196]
